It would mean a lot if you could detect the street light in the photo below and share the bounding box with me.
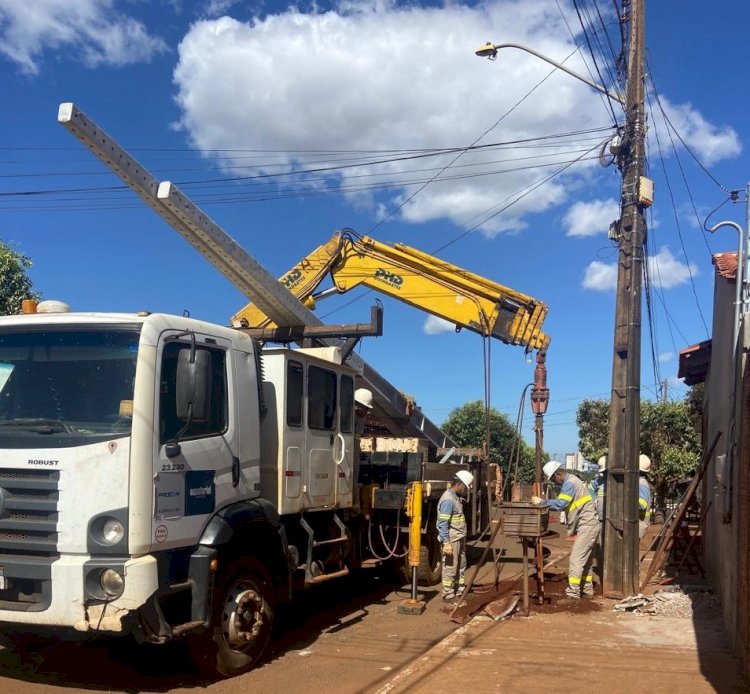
[709,219,747,353]
[475,42,625,105]
[476,21,647,597]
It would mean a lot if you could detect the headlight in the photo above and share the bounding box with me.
[100,569,124,598]
[101,518,125,546]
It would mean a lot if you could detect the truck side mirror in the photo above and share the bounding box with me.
[176,347,211,422]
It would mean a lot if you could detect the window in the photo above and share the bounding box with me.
[286,360,304,427]
[160,341,227,444]
[307,365,337,430]
[0,327,139,448]
[340,375,354,433]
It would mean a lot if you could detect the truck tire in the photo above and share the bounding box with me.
[189,557,274,678]
[416,528,442,586]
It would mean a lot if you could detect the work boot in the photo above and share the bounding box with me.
[442,593,457,602]
[583,583,595,597]
[564,586,581,600]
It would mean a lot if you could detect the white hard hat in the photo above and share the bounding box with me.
[543,460,562,480]
[354,388,373,410]
[598,455,607,472]
[455,470,474,488]
[639,454,651,472]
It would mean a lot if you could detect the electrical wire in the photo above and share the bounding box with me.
[649,73,733,194]
[646,90,709,336]
[366,45,611,236]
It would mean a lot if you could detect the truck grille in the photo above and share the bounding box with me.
[0,468,59,557]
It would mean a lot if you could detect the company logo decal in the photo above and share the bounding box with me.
[282,268,304,290]
[184,471,216,516]
[374,268,403,289]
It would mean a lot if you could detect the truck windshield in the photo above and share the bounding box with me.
[0,327,140,449]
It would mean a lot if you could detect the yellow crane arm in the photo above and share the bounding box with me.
[232,230,549,351]
[231,233,344,329]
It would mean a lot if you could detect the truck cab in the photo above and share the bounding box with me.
[0,307,358,676]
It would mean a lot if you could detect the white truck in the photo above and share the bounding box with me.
[0,305,389,676]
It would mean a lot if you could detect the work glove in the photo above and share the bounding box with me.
[531,495,543,505]
[442,543,454,556]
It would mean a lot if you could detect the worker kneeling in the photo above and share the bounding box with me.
[532,461,598,599]
[437,470,474,601]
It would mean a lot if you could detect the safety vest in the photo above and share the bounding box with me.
[547,473,596,534]
[436,488,467,543]
[589,475,605,521]
[639,476,651,520]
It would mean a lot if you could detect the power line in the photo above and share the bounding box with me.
[646,90,709,336]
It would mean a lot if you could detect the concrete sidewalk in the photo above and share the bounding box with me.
[374,526,748,694]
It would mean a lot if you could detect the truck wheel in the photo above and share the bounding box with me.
[417,529,442,586]
[190,557,274,678]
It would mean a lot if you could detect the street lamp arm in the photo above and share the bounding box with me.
[475,42,625,106]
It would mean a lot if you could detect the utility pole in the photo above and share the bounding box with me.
[661,379,668,402]
[603,0,648,598]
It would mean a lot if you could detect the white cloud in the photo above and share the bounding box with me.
[582,246,697,292]
[170,2,740,234]
[0,0,167,74]
[658,351,673,363]
[172,1,621,236]
[204,0,239,18]
[652,94,740,166]
[564,197,619,237]
[648,246,698,289]
[582,261,617,291]
[423,315,455,335]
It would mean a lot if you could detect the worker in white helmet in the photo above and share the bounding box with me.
[638,454,653,540]
[352,389,373,512]
[436,469,474,601]
[532,461,598,599]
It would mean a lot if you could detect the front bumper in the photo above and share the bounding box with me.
[0,554,158,633]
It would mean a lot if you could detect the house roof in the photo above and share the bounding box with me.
[713,252,738,280]
[678,339,712,386]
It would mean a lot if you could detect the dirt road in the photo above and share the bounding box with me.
[0,567,475,694]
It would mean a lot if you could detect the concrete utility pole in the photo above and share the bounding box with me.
[603,0,648,597]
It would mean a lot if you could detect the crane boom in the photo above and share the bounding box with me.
[233,230,549,351]
[57,103,453,448]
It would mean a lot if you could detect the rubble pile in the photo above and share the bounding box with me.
[613,586,720,619]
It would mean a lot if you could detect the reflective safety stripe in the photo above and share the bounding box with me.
[558,493,573,502]
[569,576,582,585]
[442,579,454,586]
[585,575,593,582]
[438,513,452,520]
[638,498,648,509]
[570,494,592,511]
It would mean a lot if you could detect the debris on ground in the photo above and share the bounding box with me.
[484,594,520,621]
[613,586,720,618]
[613,594,651,612]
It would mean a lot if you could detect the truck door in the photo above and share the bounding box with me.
[305,364,338,507]
[337,374,355,505]
[151,335,238,550]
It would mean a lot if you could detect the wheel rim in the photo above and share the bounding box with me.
[221,580,265,651]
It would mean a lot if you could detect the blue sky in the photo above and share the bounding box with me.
[2,0,747,459]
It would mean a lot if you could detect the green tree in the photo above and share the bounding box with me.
[575,396,702,510]
[442,400,538,484]
[576,399,610,464]
[0,243,40,315]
